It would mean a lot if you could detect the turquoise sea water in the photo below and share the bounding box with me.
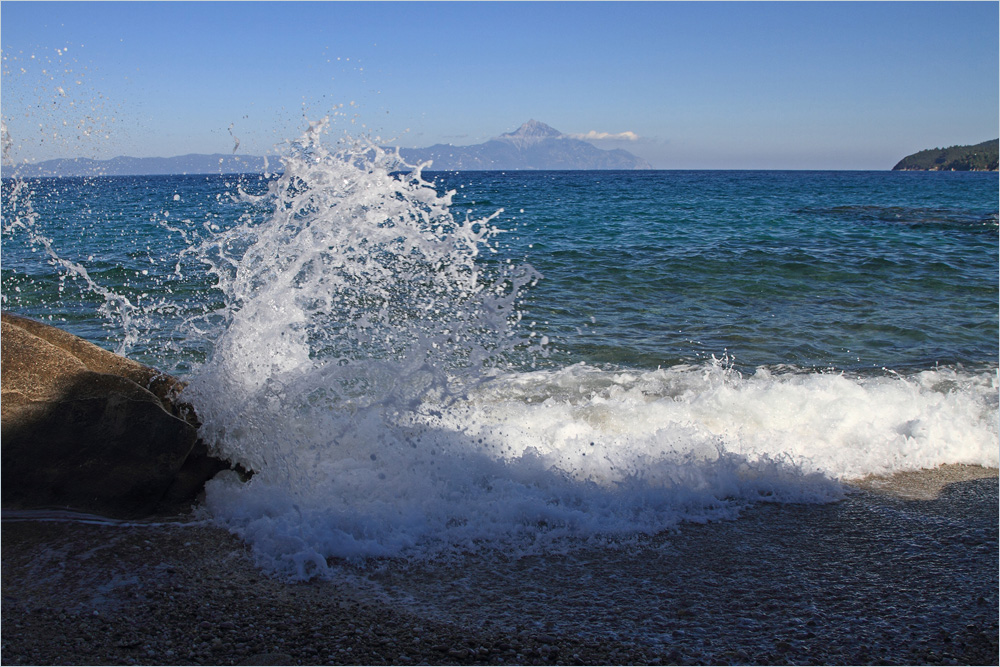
[436,169,999,373]
[3,170,996,375]
[2,135,997,576]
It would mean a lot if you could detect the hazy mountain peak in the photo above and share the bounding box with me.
[398,119,651,170]
[499,120,564,143]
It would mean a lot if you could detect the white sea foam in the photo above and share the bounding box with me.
[177,121,999,579]
[457,361,999,483]
[200,359,997,579]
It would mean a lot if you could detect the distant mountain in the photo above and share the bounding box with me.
[2,154,281,178]
[892,140,998,171]
[2,120,652,176]
[397,120,652,170]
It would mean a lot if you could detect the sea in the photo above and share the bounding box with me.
[2,123,998,581]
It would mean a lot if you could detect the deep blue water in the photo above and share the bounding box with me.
[436,170,999,374]
[3,170,997,376]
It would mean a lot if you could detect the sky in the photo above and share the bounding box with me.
[1,1,997,169]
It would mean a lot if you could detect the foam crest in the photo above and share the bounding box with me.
[201,358,996,578]
[459,362,999,483]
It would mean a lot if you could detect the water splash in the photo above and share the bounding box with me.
[184,118,539,468]
[1,122,144,353]
[176,121,854,580]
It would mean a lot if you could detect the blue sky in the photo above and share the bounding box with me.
[2,1,997,169]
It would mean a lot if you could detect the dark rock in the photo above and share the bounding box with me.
[0,311,227,518]
[242,652,294,666]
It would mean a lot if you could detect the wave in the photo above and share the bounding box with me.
[200,358,996,579]
[164,121,999,579]
[795,204,999,231]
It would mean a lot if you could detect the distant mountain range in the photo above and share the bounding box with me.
[397,120,652,170]
[1,120,651,177]
[892,139,998,171]
[1,154,280,178]
[10,130,999,177]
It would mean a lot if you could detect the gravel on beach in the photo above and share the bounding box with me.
[2,465,997,666]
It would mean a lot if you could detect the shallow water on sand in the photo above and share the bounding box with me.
[3,469,995,665]
[344,471,999,664]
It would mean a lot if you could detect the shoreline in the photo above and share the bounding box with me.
[3,465,997,666]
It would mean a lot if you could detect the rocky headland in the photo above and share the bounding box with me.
[892,139,998,171]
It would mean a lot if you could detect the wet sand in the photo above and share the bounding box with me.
[2,465,997,666]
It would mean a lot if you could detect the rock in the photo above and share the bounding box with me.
[1,312,228,518]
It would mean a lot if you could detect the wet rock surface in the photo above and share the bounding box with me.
[1,468,996,665]
[0,312,228,517]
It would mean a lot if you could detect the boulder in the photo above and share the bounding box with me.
[1,312,228,518]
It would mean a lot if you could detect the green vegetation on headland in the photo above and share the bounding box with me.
[892,139,998,171]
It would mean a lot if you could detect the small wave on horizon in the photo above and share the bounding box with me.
[794,204,1000,231]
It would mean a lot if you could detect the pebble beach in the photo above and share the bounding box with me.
[2,465,996,666]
